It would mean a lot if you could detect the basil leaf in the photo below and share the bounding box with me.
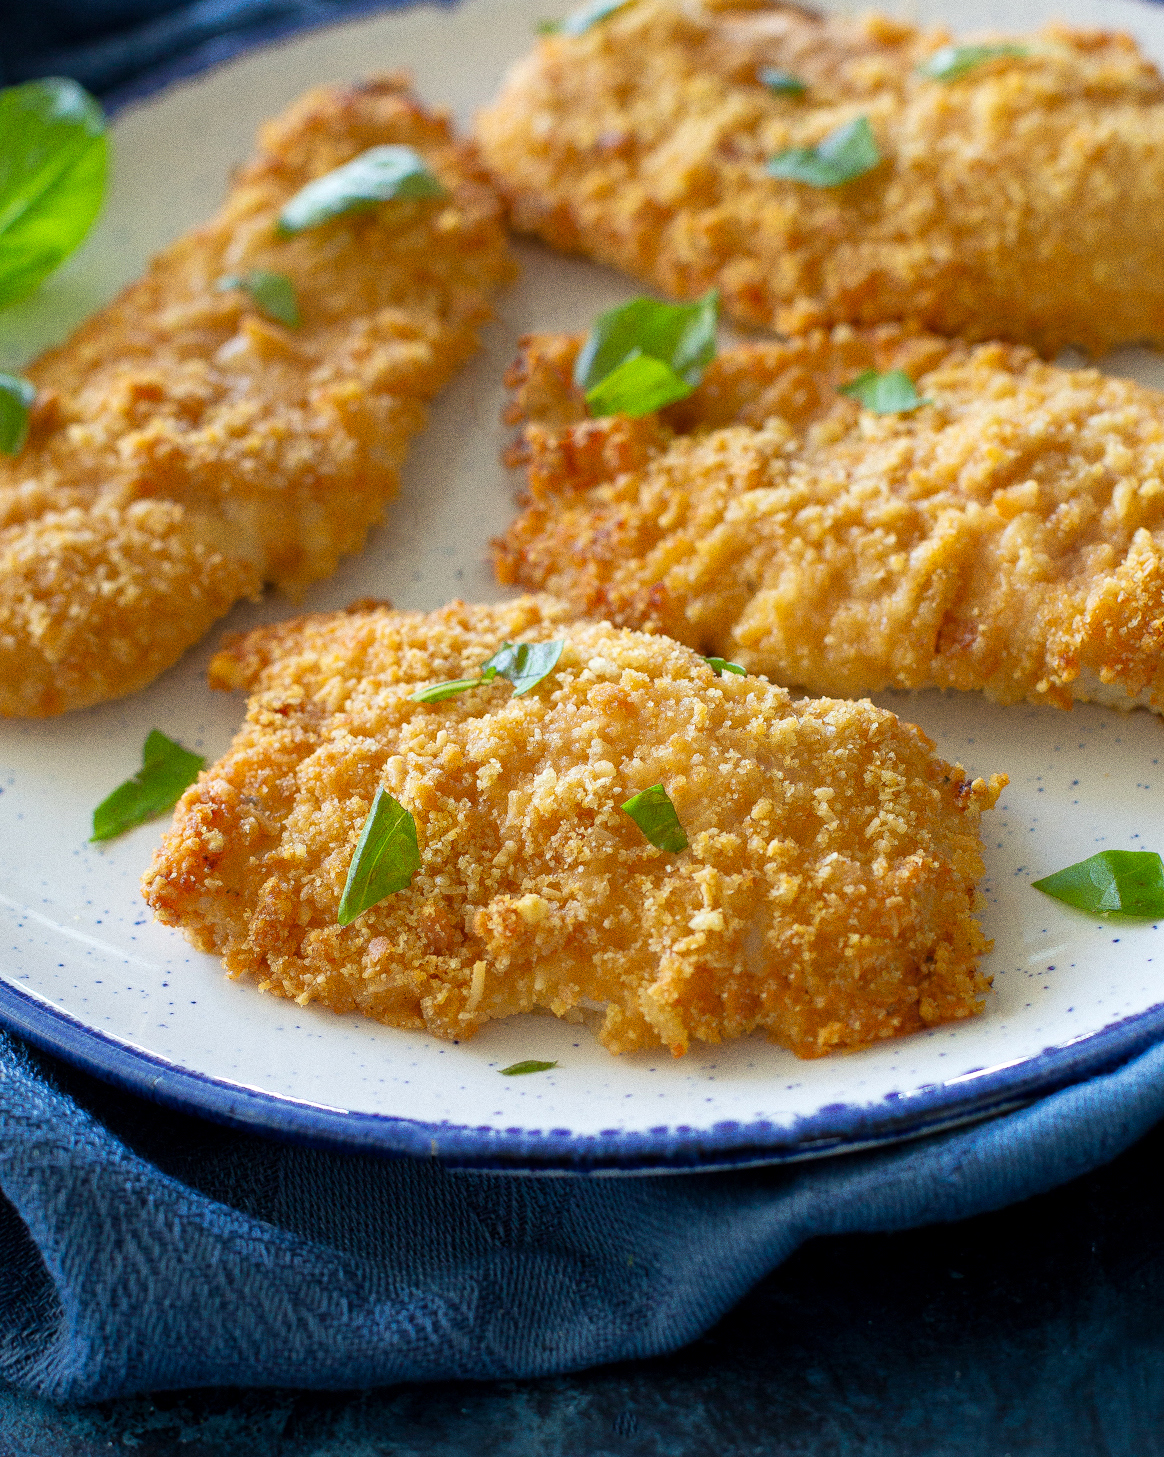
[1033,850,1164,918]
[839,368,929,415]
[558,0,635,36]
[585,350,693,417]
[276,146,446,236]
[575,289,719,395]
[766,116,881,188]
[91,730,204,842]
[759,68,806,97]
[705,657,746,676]
[481,639,565,696]
[0,78,108,310]
[217,269,300,328]
[622,783,689,853]
[500,1060,559,1075]
[409,675,487,704]
[917,44,1027,82]
[0,372,35,456]
[337,788,420,926]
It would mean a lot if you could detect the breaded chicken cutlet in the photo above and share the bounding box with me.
[0,78,514,718]
[476,0,1164,355]
[495,325,1164,711]
[142,597,1003,1059]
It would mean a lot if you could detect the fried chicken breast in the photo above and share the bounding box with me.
[495,325,1164,711]
[142,597,1002,1059]
[476,0,1164,355]
[0,78,514,717]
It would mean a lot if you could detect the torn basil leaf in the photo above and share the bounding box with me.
[409,675,488,704]
[575,290,718,417]
[555,0,635,36]
[91,730,204,842]
[759,68,806,97]
[705,657,746,676]
[0,78,108,310]
[767,116,880,188]
[622,783,689,854]
[276,146,446,236]
[500,1060,559,1075]
[337,788,420,926]
[839,368,929,415]
[217,269,301,327]
[410,640,565,703]
[917,44,1027,82]
[0,372,35,456]
[1033,850,1164,918]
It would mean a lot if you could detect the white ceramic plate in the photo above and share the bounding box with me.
[3,0,1164,1170]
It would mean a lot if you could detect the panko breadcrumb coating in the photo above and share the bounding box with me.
[142,597,1002,1059]
[0,78,514,717]
[476,0,1164,355]
[495,325,1164,711]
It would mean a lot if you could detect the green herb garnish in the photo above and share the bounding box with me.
[839,368,929,415]
[217,269,301,327]
[917,44,1027,82]
[621,784,688,853]
[759,68,806,97]
[275,146,446,236]
[546,0,634,36]
[500,1060,559,1075]
[90,730,204,842]
[766,116,881,188]
[1033,850,1164,918]
[705,657,746,676]
[410,639,565,703]
[575,290,718,418]
[0,372,35,456]
[0,78,108,310]
[337,788,421,926]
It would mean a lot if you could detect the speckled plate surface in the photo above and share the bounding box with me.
[3,0,1164,1170]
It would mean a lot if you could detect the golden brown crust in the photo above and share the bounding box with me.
[0,77,515,717]
[494,324,1164,710]
[476,0,1164,354]
[143,596,1002,1059]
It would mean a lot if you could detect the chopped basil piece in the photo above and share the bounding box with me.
[500,1060,559,1075]
[0,78,108,310]
[0,372,35,456]
[555,0,635,36]
[767,116,881,188]
[276,146,446,236]
[759,68,806,97]
[536,18,562,32]
[705,657,746,676]
[410,640,565,703]
[839,368,929,415]
[584,350,692,418]
[337,788,420,926]
[90,730,204,842]
[622,783,689,853]
[1033,850,1164,918]
[217,269,301,327]
[917,44,1027,82]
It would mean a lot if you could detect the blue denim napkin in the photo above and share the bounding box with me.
[4,1026,1164,1403]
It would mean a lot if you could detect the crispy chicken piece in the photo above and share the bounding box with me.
[476,0,1164,355]
[142,596,1002,1059]
[0,78,514,717]
[495,325,1164,711]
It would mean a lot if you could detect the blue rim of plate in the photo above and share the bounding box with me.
[3,976,1164,1170]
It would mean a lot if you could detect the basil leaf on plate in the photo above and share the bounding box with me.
[500,1060,559,1075]
[217,269,301,327]
[411,640,565,703]
[584,350,693,418]
[409,674,489,704]
[759,68,806,97]
[839,367,929,415]
[767,116,881,188]
[337,788,421,926]
[0,77,108,309]
[705,657,746,676]
[91,730,204,842]
[1032,850,1164,918]
[917,44,1027,82]
[575,290,718,417]
[0,372,35,456]
[621,783,689,853]
[276,146,446,236]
